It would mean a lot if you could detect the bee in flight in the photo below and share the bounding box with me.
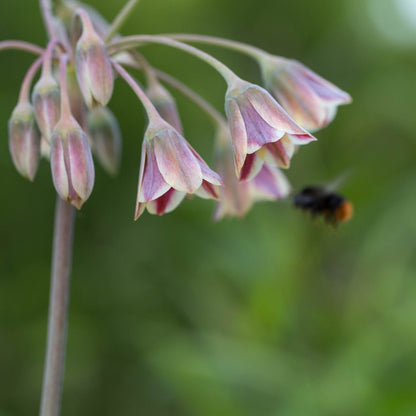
[294,185,353,225]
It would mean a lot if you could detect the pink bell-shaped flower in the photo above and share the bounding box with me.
[225,79,316,178]
[261,56,351,132]
[135,120,222,219]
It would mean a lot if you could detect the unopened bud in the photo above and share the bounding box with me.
[87,106,122,176]
[75,22,114,108]
[8,102,41,181]
[146,82,183,133]
[32,74,61,142]
[50,116,95,209]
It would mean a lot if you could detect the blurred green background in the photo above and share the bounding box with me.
[1,0,416,415]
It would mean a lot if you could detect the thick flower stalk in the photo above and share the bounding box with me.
[0,1,352,415]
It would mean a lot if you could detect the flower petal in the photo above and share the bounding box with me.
[50,132,69,200]
[137,140,170,202]
[259,135,296,168]
[68,129,95,201]
[195,180,220,199]
[188,145,223,186]
[250,164,291,200]
[240,152,264,181]
[239,99,286,153]
[147,188,186,215]
[153,129,202,193]
[245,85,309,135]
[225,99,247,174]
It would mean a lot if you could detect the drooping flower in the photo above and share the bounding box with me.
[50,115,95,209]
[32,74,61,142]
[8,102,41,181]
[135,121,222,219]
[87,106,122,176]
[260,55,351,132]
[75,10,114,108]
[225,79,316,178]
[213,125,291,220]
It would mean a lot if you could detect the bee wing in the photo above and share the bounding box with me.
[325,170,353,192]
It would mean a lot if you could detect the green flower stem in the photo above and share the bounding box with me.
[105,0,141,43]
[108,35,238,86]
[163,33,270,61]
[39,197,75,416]
[0,40,44,55]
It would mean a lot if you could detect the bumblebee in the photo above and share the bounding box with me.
[294,185,353,225]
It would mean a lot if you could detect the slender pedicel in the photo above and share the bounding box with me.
[119,52,226,128]
[57,55,71,118]
[19,57,44,103]
[108,35,238,85]
[154,69,226,129]
[40,39,64,77]
[163,33,269,61]
[0,40,44,55]
[105,0,141,43]
[112,62,161,123]
[40,0,56,40]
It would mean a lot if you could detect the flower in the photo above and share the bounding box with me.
[50,115,95,209]
[135,121,222,219]
[225,79,316,177]
[260,56,351,132]
[75,11,114,108]
[32,74,61,142]
[87,106,122,176]
[213,125,290,220]
[8,102,41,181]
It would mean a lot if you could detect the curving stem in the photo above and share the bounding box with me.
[0,40,44,56]
[40,0,56,40]
[39,197,75,416]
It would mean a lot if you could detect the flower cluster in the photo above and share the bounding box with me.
[2,0,351,219]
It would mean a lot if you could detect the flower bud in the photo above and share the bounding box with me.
[146,82,183,133]
[50,116,95,209]
[87,106,122,176]
[75,22,114,108]
[32,74,61,142]
[8,102,41,181]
